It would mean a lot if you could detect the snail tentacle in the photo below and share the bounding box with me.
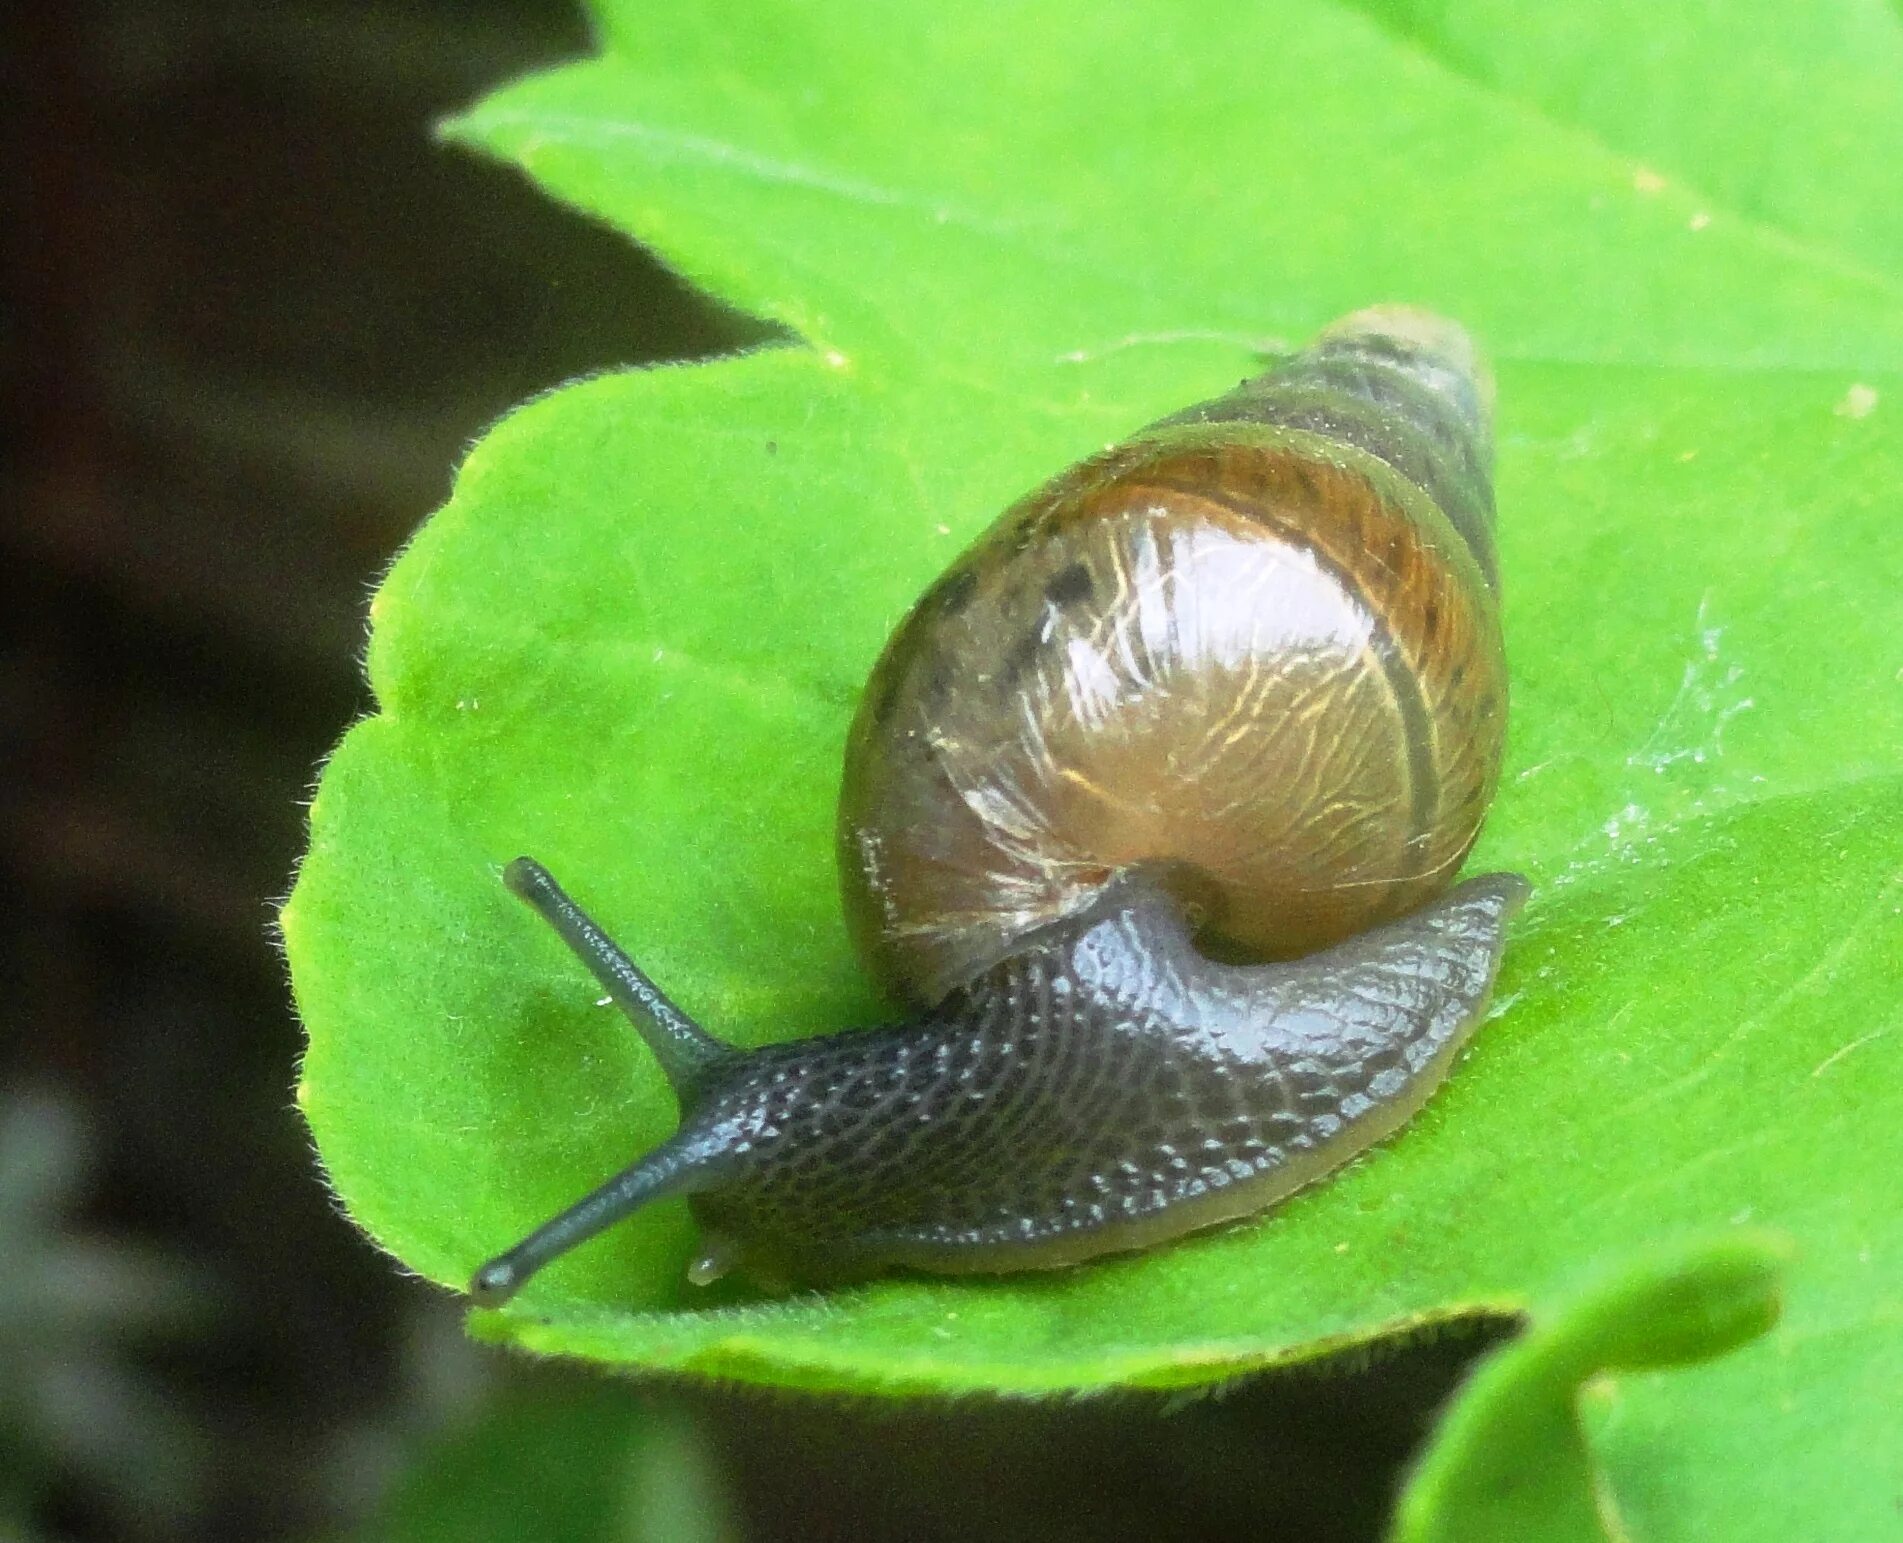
[503,856,733,1095]
[468,1123,725,1306]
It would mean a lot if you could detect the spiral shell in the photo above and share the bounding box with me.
[840,307,1506,1006]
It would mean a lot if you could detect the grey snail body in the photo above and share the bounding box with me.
[469,306,1527,1304]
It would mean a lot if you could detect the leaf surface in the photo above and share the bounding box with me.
[285,3,1903,1535]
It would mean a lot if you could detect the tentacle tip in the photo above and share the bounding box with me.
[503,856,551,898]
[467,1256,525,1307]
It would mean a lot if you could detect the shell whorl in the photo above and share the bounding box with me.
[839,307,1507,1008]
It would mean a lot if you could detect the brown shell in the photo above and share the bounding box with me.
[838,309,1506,1007]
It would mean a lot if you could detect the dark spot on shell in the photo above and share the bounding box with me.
[1044,561,1094,609]
[866,666,903,728]
[997,631,1042,696]
[1422,599,1441,639]
[925,656,955,706]
[933,567,978,616]
[1450,662,1467,688]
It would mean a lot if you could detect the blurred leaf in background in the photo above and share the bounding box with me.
[362,1381,736,1543]
[283,1,1903,1537]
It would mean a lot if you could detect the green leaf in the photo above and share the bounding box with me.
[1349,0,1903,279]
[1391,1233,1788,1543]
[284,1,1903,1533]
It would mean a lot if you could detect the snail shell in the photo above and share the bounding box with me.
[469,307,1526,1303]
[842,306,1505,1006]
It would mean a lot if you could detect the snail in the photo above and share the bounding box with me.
[469,306,1527,1305]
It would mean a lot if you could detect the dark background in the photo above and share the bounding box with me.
[2,4,1505,1538]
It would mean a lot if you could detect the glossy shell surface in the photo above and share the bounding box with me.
[840,315,1506,1006]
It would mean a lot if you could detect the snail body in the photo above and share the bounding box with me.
[470,307,1526,1305]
